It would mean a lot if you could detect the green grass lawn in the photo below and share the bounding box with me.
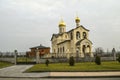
[0,61,13,69]
[26,61,120,72]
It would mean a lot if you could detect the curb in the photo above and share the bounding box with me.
[0,75,120,78]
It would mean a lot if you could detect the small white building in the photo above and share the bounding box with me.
[51,16,93,58]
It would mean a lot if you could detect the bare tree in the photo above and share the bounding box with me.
[95,47,104,56]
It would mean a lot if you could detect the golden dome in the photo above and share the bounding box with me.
[75,16,80,23]
[59,19,66,27]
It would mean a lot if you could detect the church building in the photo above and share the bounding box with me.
[51,16,93,58]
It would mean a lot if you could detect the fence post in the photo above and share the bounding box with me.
[36,48,40,63]
[14,50,18,65]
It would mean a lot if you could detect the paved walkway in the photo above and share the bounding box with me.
[0,65,120,78]
[0,65,49,77]
[50,72,120,77]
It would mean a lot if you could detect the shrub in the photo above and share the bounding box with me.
[117,55,120,63]
[95,56,101,65]
[45,59,49,66]
[69,56,75,66]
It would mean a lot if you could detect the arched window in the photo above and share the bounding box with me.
[83,32,87,39]
[86,45,90,53]
[58,48,59,53]
[63,28,64,32]
[82,45,86,54]
[76,31,80,40]
[65,35,67,38]
[87,45,90,47]
[60,28,62,32]
[63,47,64,53]
[60,47,62,53]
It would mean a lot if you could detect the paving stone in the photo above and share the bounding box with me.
[0,65,49,77]
[0,65,120,78]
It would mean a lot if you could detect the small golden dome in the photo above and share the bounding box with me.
[75,16,80,23]
[59,19,66,27]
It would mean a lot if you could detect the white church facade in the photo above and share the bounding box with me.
[51,16,94,58]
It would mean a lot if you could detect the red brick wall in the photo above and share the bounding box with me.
[27,48,50,57]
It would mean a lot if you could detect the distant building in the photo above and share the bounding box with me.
[51,16,93,58]
[26,44,50,57]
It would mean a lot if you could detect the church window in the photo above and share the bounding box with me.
[65,35,67,38]
[58,48,59,53]
[83,32,87,39]
[76,31,80,40]
[87,45,90,47]
[63,47,65,53]
[60,47,62,53]
[82,45,86,54]
[86,45,90,53]
[63,28,64,32]
[60,28,62,33]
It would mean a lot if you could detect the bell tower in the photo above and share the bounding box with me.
[58,19,66,34]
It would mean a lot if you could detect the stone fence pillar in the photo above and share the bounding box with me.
[36,48,40,63]
[14,50,18,65]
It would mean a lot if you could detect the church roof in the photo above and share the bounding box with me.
[30,44,50,49]
[57,40,70,45]
[80,25,89,31]
[66,25,89,33]
[51,34,58,41]
[51,33,67,41]
[76,39,92,45]
[51,25,89,41]
[72,25,89,31]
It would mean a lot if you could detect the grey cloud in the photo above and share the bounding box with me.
[0,0,120,52]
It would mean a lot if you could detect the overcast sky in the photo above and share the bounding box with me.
[0,0,120,52]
